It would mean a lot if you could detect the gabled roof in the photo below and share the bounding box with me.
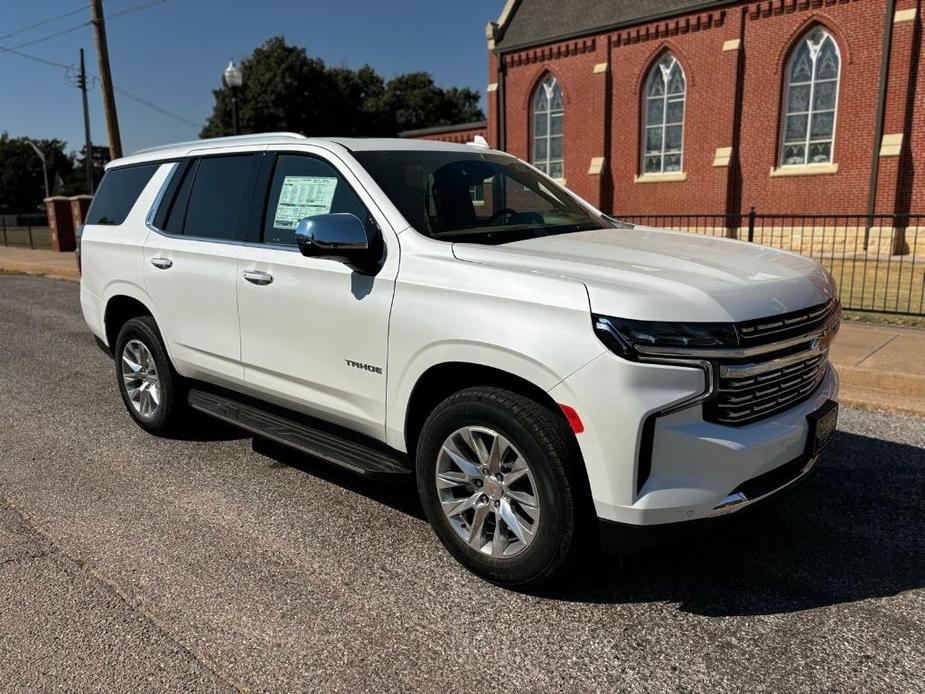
[491,0,733,52]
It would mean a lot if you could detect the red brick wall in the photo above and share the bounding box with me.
[738,1,884,214]
[412,126,487,145]
[502,37,606,205]
[487,0,922,218]
[608,9,741,214]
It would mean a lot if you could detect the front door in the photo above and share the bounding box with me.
[236,150,398,439]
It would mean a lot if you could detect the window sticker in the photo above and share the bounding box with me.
[272,176,339,229]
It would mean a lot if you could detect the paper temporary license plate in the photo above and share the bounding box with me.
[807,400,839,456]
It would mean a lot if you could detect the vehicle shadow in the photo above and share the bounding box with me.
[166,411,250,442]
[250,429,924,616]
[251,437,425,521]
[543,430,925,616]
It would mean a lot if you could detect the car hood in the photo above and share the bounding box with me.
[451,226,835,322]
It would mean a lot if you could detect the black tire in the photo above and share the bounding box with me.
[113,315,186,436]
[416,386,593,589]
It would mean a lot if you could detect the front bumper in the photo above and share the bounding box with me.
[597,449,819,554]
[548,350,839,528]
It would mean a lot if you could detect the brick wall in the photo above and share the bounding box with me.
[401,124,487,144]
[481,0,923,219]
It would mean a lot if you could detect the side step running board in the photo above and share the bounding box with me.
[188,388,411,478]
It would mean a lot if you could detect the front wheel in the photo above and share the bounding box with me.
[416,387,592,589]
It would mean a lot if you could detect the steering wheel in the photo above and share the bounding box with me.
[487,208,517,224]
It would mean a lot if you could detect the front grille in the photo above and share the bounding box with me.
[705,352,829,425]
[702,300,839,426]
[736,300,835,346]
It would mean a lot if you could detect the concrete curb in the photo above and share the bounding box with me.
[0,261,79,281]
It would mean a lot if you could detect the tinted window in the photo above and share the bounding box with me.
[85,164,159,226]
[353,151,607,245]
[151,159,192,230]
[162,160,197,236]
[183,155,255,241]
[263,155,367,246]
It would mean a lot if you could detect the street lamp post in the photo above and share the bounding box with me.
[223,60,243,136]
[26,140,50,201]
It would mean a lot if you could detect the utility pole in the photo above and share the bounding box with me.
[78,49,95,193]
[90,0,122,160]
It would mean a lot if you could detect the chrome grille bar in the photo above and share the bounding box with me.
[701,300,839,426]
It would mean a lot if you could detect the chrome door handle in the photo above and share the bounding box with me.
[150,257,173,270]
[243,270,274,286]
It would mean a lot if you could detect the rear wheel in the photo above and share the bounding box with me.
[416,386,591,589]
[114,316,185,435]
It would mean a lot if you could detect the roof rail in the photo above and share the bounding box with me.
[132,132,308,156]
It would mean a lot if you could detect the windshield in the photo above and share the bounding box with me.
[352,150,610,245]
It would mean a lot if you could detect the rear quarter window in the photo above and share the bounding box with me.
[85,163,160,226]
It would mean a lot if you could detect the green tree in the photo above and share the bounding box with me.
[0,133,74,213]
[66,144,111,194]
[375,72,483,133]
[201,36,484,138]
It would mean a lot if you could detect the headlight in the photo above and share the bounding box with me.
[593,315,738,360]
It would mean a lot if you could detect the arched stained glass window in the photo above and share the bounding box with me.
[781,28,840,166]
[642,53,686,174]
[531,74,564,178]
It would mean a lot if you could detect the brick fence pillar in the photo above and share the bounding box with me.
[69,194,93,231]
[44,196,76,253]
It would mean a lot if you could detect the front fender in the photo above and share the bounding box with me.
[385,339,604,452]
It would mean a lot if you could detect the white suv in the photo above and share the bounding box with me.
[80,132,840,588]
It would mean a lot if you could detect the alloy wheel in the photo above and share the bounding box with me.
[435,426,541,559]
[121,339,161,418]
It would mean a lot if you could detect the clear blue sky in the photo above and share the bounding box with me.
[1,0,501,154]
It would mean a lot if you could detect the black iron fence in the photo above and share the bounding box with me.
[0,213,51,250]
[616,210,925,317]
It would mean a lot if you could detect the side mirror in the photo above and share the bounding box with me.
[294,213,381,275]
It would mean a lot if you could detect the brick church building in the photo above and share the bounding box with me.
[402,0,923,221]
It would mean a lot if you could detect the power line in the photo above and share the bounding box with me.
[106,0,167,21]
[0,45,70,69]
[1,0,198,133]
[0,49,199,131]
[113,86,200,129]
[4,0,167,52]
[7,21,90,51]
[0,5,87,42]
[0,0,164,43]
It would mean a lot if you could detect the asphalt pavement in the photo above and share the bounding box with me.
[1,274,923,693]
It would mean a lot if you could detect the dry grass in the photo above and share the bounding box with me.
[821,256,925,318]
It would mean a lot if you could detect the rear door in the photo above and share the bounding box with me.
[235,148,399,438]
[143,152,262,385]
